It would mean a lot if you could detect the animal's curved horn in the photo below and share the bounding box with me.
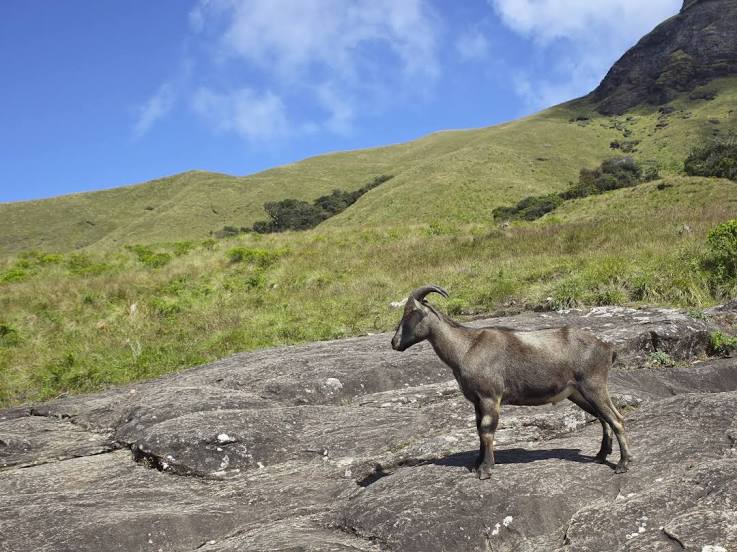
[410,285,449,302]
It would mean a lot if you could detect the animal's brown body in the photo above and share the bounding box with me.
[391,285,633,479]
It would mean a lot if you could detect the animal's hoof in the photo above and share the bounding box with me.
[594,454,608,464]
[614,462,629,474]
[477,466,493,480]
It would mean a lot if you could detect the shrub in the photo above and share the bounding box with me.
[494,157,646,221]
[126,245,171,269]
[708,331,737,356]
[65,253,111,275]
[227,247,281,268]
[684,138,737,181]
[648,351,675,367]
[201,238,217,250]
[703,220,737,284]
[260,199,326,232]
[19,251,63,265]
[563,157,642,199]
[250,175,393,233]
[214,226,244,239]
[521,194,563,220]
[245,272,266,289]
[0,322,20,346]
[172,241,196,256]
[150,297,183,317]
[0,267,29,283]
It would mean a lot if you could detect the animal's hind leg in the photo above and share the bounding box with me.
[568,390,612,463]
[476,397,500,480]
[578,384,633,473]
[473,402,486,472]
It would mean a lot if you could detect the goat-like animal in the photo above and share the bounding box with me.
[391,285,633,479]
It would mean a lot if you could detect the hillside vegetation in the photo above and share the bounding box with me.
[2,76,736,255]
[2,77,737,406]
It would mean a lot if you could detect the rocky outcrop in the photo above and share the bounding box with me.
[588,0,737,114]
[1,305,736,551]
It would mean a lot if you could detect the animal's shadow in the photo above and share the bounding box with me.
[430,447,615,470]
[359,447,617,487]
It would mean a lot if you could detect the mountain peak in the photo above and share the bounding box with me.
[682,0,702,11]
[588,0,737,114]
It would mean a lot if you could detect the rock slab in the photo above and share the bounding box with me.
[1,306,736,551]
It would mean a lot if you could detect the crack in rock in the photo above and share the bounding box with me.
[10,445,121,470]
[661,526,686,550]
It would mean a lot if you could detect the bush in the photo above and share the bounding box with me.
[0,267,29,283]
[495,157,646,221]
[704,219,737,284]
[492,194,563,221]
[708,331,737,356]
[150,297,183,317]
[66,253,111,275]
[258,199,326,233]
[172,241,196,256]
[250,175,393,234]
[562,157,642,199]
[684,138,737,181]
[213,226,244,239]
[227,247,281,268]
[0,322,20,346]
[19,251,63,265]
[648,351,675,367]
[126,245,171,269]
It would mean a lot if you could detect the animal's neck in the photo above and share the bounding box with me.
[428,316,475,377]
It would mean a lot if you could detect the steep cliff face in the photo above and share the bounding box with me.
[589,0,737,114]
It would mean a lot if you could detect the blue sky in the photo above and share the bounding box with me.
[0,0,681,203]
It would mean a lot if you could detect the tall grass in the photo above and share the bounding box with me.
[1,175,735,406]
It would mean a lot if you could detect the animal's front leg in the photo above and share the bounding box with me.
[477,398,500,480]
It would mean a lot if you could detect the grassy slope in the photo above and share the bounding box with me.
[2,78,735,254]
[0,108,617,253]
[2,78,737,406]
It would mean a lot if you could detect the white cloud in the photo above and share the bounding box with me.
[489,0,681,109]
[315,84,354,136]
[456,30,490,62]
[133,83,176,138]
[195,0,439,81]
[491,0,681,44]
[188,0,440,141]
[192,87,289,142]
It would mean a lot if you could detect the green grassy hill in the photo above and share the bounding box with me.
[3,77,735,255]
[2,62,737,405]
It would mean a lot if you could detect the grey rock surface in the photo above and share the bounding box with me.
[587,0,737,114]
[1,305,736,551]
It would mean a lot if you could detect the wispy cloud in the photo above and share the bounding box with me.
[188,0,440,140]
[192,87,289,142]
[489,0,681,109]
[133,83,176,139]
[455,30,490,62]
[315,84,354,136]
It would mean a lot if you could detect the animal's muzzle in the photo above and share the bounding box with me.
[391,332,404,351]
